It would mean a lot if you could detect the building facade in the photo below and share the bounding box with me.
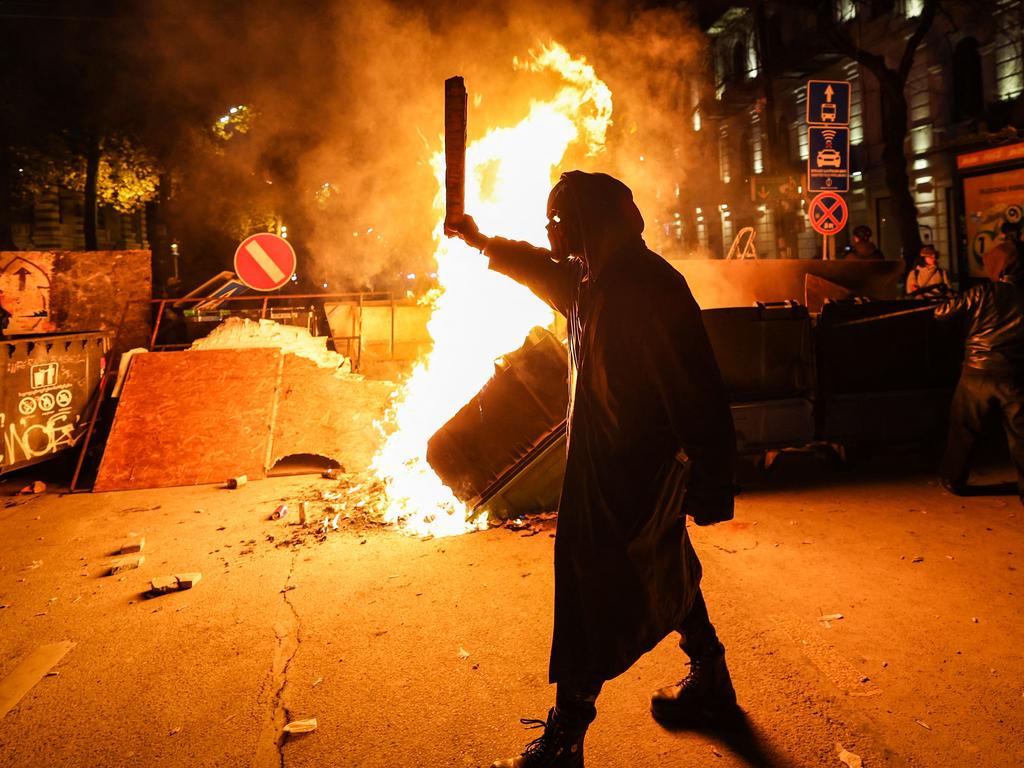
[693,0,1023,278]
[10,186,149,252]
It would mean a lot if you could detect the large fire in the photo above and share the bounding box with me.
[370,42,612,537]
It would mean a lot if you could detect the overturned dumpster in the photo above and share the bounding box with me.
[426,327,568,520]
[0,332,109,473]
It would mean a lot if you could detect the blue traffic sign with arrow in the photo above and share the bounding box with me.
[807,80,851,126]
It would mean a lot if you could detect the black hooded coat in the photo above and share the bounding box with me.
[481,172,736,684]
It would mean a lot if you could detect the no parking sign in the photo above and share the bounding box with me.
[808,192,848,235]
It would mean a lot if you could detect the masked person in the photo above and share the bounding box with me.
[935,221,1024,501]
[446,171,738,768]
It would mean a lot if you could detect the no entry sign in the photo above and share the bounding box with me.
[808,192,848,235]
[233,233,296,291]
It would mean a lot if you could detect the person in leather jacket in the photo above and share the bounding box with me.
[935,221,1024,500]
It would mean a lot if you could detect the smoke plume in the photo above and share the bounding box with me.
[140,0,707,292]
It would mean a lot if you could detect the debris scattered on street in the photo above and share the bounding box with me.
[819,612,844,627]
[24,560,42,571]
[912,556,924,563]
[283,718,318,734]
[118,534,145,554]
[299,501,310,525]
[18,481,46,495]
[457,647,471,660]
[322,468,342,479]
[226,475,247,489]
[150,573,202,595]
[502,512,557,536]
[915,719,932,730]
[710,746,723,758]
[835,743,863,767]
[107,556,144,576]
[272,504,288,520]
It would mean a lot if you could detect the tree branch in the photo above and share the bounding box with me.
[898,0,940,81]
[826,21,889,80]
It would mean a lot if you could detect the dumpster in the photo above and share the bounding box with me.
[816,299,962,446]
[1,332,109,473]
[702,302,816,452]
[426,327,568,519]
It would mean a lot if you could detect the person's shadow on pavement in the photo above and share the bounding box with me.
[656,708,788,767]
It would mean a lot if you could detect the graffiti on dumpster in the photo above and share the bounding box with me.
[1,356,84,468]
[0,411,80,465]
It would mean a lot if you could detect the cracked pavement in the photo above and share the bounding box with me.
[0,450,1022,767]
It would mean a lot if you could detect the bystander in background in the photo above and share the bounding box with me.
[845,225,884,260]
[906,244,951,296]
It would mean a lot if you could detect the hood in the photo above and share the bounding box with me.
[552,171,645,279]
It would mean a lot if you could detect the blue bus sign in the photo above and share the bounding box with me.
[807,126,850,192]
[807,80,850,126]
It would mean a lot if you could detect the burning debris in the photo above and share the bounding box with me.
[266,471,394,548]
[370,44,610,539]
[260,468,557,551]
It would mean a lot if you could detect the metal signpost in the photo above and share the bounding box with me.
[806,80,851,258]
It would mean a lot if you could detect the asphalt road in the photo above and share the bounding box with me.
[0,449,1021,767]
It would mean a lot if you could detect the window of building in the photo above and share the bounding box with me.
[994,5,1024,102]
[732,41,747,82]
[900,0,925,17]
[794,87,809,161]
[691,80,702,131]
[907,58,932,126]
[750,111,764,175]
[843,63,865,145]
[719,126,732,184]
[952,38,984,121]
[747,43,759,79]
[835,0,856,23]
[740,128,754,179]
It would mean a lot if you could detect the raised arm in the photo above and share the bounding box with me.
[446,214,577,316]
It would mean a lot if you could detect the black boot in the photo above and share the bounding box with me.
[490,708,586,768]
[651,643,738,725]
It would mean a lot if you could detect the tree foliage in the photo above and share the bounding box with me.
[17,134,162,214]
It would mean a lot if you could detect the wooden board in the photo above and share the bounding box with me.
[93,349,282,491]
[0,641,75,719]
[270,355,393,473]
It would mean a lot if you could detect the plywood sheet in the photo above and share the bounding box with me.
[270,356,393,473]
[94,349,282,491]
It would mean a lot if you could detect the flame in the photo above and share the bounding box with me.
[370,42,612,538]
